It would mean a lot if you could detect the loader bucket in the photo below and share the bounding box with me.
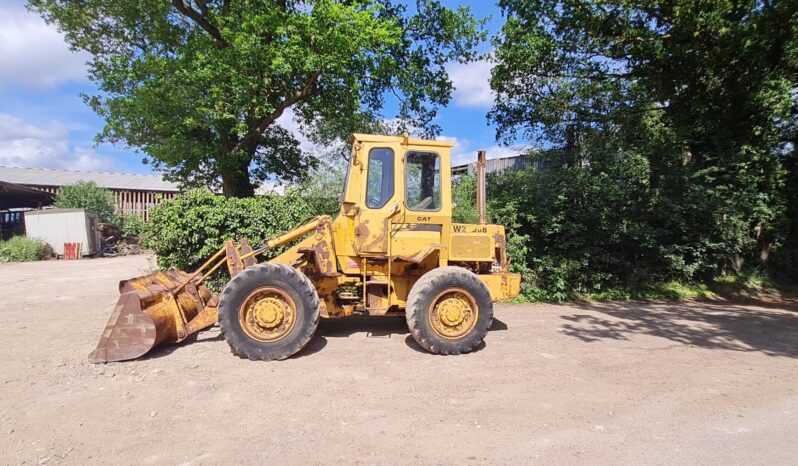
[88,240,262,363]
[88,270,215,363]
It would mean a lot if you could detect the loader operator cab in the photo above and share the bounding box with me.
[361,147,441,211]
[339,133,453,259]
[354,145,442,210]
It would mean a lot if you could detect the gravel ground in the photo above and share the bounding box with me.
[1,255,797,465]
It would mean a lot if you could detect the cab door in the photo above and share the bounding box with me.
[391,150,448,261]
[353,146,398,255]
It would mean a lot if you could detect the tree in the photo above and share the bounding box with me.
[54,181,117,223]
[490,0,798,289]
[295,149,348,217]
[31,0,486,196]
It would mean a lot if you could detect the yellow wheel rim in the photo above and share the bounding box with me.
[428,288,478,339]
[239,287,297,342]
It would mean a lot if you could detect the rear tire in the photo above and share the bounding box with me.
[219,263,319,361]
[406,266,493,355]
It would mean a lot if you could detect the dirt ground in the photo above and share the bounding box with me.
[1,255,798,465]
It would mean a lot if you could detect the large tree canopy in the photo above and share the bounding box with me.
[489,0,798,291]
[31,0,485,196]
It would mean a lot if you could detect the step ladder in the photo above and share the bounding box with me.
[362,256,391,312]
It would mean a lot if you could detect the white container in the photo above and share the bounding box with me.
[24,208,101,256]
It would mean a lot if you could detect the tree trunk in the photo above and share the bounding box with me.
[221,159,255,197]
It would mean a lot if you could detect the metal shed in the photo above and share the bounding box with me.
[24,208,101,256]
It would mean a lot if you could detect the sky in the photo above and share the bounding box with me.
[0,0,519,179]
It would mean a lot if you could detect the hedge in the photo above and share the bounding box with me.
[142,188,315,271]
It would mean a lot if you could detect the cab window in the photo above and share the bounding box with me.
[405,151,441,211]
[366,148,394,209]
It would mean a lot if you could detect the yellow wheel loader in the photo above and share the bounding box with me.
[89,133,521,363]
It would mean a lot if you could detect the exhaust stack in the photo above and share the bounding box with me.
[476,150,487,224]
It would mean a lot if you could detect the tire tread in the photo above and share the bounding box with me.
[405,266,493,355]
[218,263,319,361]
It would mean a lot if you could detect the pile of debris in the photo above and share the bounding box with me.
[98,223,142,257]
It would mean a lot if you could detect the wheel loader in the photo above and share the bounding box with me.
[89,133,521,363]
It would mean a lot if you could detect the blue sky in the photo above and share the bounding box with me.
[0,1,517,179]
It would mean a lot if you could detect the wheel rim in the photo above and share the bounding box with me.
[239,286,297,342]
[428,288,478,339]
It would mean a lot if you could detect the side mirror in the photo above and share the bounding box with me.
[351,142,362,166]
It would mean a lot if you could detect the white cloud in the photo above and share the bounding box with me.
[447,59,494,109]
[254,182,285,195]
[0,3,90,90]
[275,108,354,160]
[0,113,112,170]
[275,109,315,153]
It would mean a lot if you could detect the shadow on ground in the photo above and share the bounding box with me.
[318,315,409,338]
[319,315,506,355]
[318,315,509,338]
[136,316,509,361]
[141,329,224,360]
[403,335,487,354]
[559,301,798,357]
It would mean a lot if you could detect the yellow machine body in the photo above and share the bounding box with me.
[89,133,520,363]
[268,133,521,318]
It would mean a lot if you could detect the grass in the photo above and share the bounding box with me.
[507,271,797,304]
[0,236,49,262]
[585,282,717,301]
[710,271,798,299]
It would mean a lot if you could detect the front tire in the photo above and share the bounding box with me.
[219,263,319,360]
[406,266,494,355]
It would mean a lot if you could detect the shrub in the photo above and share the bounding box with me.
[0,236,49,262]
[484,145,792,301]
[451,174,480,224]
[115,213,146,237]
[54,181,116,223]
[143,188,315,271]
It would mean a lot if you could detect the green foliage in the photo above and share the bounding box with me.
[142,188,314,271]
[586,283,716,302]
[0,236,49,262]
[295,155,347,217]
[451,174,479,224]
[115,213,146,237]
[31,0,486,196]
[53,181,116,223]
[489,0,798,299]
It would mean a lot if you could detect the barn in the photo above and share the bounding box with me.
[0,165,179,220]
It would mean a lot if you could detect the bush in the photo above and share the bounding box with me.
[0,236,49,262]
[484,146,746,301]
[451,174,480,224]
[143,188,315,271]
[483,141,795,301]
[115,213,146,237]
[54,181,116,223]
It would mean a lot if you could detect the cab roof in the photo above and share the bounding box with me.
[350,133,455,148]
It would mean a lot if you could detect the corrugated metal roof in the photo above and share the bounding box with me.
[452,152,569,175]
[0,180,55,209]
[453,154,540,175]
[0,166,179,192]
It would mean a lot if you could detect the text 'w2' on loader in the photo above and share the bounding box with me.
[89,133,521,363]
